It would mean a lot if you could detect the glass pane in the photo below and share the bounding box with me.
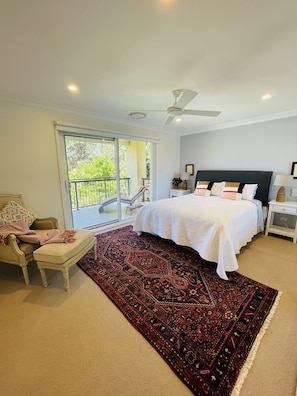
[117,139,151,219]
[63,135,152,229]
[65,135,119,228]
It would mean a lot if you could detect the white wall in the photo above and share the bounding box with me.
[2,99,297,229]
[0,100,180,228]
[180,116,297,200]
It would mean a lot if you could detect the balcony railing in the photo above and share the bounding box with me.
[69,177,131,210]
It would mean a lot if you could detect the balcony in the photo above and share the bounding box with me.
[69,177,149,229]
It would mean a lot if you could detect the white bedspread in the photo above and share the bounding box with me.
[133,194,260,280]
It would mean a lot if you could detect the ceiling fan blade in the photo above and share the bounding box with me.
[176,89,197,109]
[164,116,175,126]
[183,109,221,117]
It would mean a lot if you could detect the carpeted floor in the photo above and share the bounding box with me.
[1,227,297,396]
[78,226,280,396]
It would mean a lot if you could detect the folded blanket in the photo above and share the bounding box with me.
[0,220,34,246]
[0,220,76,246]
[18,229,77,245]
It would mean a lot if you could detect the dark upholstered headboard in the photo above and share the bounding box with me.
[195,170,272,206]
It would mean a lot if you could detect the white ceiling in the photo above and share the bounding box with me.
[1,0,297,136]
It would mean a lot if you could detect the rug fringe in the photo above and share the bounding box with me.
[231,290,282,396]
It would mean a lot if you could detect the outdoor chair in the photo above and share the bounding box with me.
[98,186,146,213]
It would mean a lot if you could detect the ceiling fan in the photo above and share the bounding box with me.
[131,89,221,126]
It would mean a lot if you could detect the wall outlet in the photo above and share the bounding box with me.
[291,188,297,197]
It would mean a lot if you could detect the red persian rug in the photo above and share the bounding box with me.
[78,226,280,396]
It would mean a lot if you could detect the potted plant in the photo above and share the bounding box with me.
[172,177,182,189]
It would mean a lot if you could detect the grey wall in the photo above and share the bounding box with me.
[180,116,297,200]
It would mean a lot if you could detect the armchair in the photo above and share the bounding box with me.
[0,194,58,285]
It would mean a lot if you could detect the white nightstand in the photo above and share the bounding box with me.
[169,189,191,198]
[265,200,297,243]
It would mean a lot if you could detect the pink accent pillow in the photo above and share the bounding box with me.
[221,182,242,200]
[194,181,211,197]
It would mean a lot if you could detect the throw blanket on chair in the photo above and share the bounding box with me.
[0,220,77,246]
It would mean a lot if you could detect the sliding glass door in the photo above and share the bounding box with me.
[57,130,153,229]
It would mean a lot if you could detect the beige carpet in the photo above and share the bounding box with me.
[0,230,297,396]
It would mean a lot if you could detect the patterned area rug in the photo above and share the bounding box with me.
[78,226,280,396]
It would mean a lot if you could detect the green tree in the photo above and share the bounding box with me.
[69,155,116,180]
[65,139,97,169]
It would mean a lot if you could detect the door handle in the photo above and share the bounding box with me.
[65,181,71,191]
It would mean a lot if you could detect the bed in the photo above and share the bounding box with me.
[133,170,272,280]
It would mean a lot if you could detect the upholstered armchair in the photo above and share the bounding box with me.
[0,194,58,285]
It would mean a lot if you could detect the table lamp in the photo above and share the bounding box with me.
[274,174,293,202]
[181,172,190,190]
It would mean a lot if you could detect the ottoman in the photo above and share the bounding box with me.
[33,229,97,291]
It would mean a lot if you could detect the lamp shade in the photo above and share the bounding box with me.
[274,174,293,187]
[181,172,190,180]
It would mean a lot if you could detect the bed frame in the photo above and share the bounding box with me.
[195,170,273,206]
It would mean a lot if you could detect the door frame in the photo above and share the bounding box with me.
[54,121,157,229]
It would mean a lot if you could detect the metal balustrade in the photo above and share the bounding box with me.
[69,177,131,210]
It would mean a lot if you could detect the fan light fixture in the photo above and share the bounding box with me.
[129,112,146,119]
[130,89,221,127]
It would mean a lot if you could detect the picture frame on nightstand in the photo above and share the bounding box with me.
[185,164,194,176]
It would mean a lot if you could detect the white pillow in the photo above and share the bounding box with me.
[242,184,258,200]
[0,201,36,227]
[211,182,225,196]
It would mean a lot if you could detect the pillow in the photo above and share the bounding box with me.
[0,201,36,227]
[194,181,211,197]
[242,184,258,200]
[221,182,242,200]
[210,182,225,196]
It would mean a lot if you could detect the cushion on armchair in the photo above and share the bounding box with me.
[0,201,36,227]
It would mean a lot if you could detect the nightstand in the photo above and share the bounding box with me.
[265,200,297,243]
[169,189,191,198]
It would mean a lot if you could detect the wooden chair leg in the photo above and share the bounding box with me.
[38,267,48,288]
[93,241,97,260]
[62,268,70,292]
[21,266,30,285]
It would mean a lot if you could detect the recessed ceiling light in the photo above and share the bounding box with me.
[175,117,182,123]
[129,112,146,119]
[261,94,272,101]
[67,84,79,93]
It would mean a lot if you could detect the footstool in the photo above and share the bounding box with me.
[33,229,97,291]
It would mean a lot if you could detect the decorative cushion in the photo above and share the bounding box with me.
[211,182,225,196]
[0,201,36,227]
[221,182,243,200]
[194,181,211,197]
[242,184,258,200]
